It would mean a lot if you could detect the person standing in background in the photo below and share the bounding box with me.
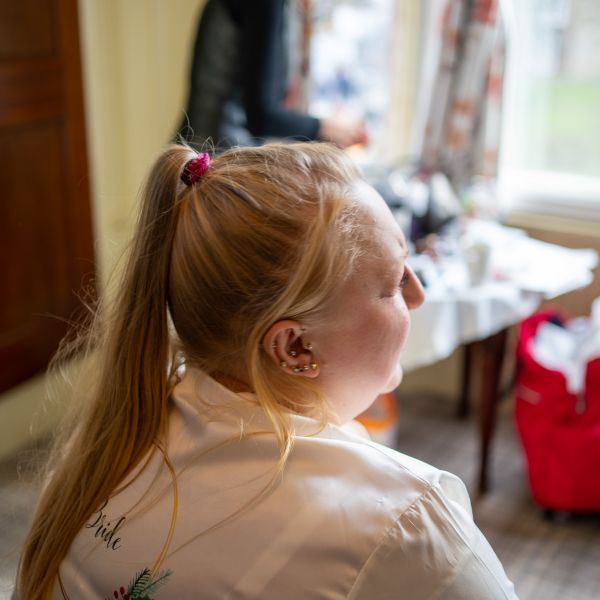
[178,0,368,149]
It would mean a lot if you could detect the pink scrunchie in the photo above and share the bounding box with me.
[181,152,210,186]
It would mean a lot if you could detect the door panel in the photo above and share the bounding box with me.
[0,0,95,392]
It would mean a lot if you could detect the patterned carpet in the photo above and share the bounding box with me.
[0,447,41,599]
[1,394,599,599]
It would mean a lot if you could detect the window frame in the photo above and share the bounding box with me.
[498,0,600,222]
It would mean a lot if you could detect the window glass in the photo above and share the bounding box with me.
[308,0,394,158]
[508,0,600,178]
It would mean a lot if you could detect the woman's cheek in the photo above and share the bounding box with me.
[381,308,410,368]
[400,308,411,343]
[393,297,411,347]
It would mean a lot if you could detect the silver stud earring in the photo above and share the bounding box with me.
[293,367,303,373]
[304,343,313,350]
[290,350,297,357]
[280,361,288,368]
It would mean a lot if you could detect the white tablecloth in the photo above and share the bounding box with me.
[401,220,598,372]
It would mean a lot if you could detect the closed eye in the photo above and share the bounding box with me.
[399,271,410,289]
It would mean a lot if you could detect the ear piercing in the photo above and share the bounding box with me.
[293,365,317,373]
[276,339,318,372]
[290,344,312,355]
[280,361,319,372]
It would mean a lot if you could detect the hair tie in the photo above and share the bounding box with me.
[181,152,210,186]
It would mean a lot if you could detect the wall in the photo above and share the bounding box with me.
[80,0,206,284]
[0,0,205,461]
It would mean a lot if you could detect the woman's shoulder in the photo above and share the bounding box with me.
[291,416,472,517]
[174,370,472,530]
[291,424,516,599]
[277,422,519,598]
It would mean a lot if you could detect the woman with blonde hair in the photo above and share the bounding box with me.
[17,142,516,599]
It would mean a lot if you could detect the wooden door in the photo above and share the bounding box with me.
[0,0,95,392]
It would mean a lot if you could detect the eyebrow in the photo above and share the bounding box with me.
[397,239,410,255]
[386,253,409,278]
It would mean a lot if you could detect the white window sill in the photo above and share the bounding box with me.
[499,169,600,224]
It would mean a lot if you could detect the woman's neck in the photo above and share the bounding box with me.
[210,371,252,393]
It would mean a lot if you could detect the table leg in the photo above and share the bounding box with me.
[457,342,474,419]
[477,327,509,495]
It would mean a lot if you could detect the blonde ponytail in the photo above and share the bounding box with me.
[17,145,196,599]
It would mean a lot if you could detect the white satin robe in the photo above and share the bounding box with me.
[55,368,517,599]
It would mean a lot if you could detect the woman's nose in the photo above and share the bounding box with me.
[405,265,425,310]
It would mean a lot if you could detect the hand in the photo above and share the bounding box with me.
[318,107,369,149]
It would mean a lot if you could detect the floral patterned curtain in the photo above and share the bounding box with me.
[418,0,506,193]
[285,0,313,112]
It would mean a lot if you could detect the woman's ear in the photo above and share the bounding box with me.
[262,320,320,378]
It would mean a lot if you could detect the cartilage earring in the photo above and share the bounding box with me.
[280,361,288,368]
[290,350,297,357]
[293,367,303,373]
[304,343,313,350]
[310,362,318,370]
[303,364,310,371]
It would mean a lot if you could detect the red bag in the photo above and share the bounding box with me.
[514,308,600,511]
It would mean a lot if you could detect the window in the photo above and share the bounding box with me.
[308,0,419,163]
[500,0,600,218]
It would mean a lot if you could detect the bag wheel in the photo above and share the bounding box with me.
[543,509,571,524]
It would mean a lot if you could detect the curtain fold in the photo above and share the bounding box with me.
[418,0,506,194]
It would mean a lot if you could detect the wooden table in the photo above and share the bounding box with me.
[457,327,510,495]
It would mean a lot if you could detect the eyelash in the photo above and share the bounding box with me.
[399,271,410,289]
